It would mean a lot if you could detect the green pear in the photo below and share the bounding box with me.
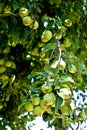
[58,88,72,99]
[68,63,77,73]
[40,100,48,109]
[25,102,34,112]
[59,58,66,70]
[19,7,29,17]
[41,84,52,93]
[23,16,32,26]
[33,106,44,115]
[43,93,56,105]
[41,30,52,42]
[31,96,40,106]
[64,19,72,27]
[63,38,72,48]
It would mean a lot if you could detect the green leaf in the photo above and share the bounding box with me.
[55,96,63,113]
[18,99,29,112]
[1,80,8,89]
[60,75,75,84]
[9,74,16,85]
[4,5,11,14]
[56,18,62,28]
[11,61,16,69]
[60,100,72,114]
[13,1,19,11]
[41,43,56,52]
[36,6,41,13]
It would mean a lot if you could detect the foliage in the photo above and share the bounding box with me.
[0,0,87,129]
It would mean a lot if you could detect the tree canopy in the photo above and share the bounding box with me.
[0,0,87,129]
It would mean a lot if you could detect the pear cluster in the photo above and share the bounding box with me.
[19,7,39,30]
[24,84,56,116]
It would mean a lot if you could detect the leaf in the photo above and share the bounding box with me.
[60,101,72,114]
[44,67,55,74]
[56,18,62,28]
[27,71,48,80]
[1,80,8,89]
[55,96,63,113]
[11,62,16,69]
[9,74,16,85]
[41,43,56,52]
[36,6,41,13]
[18,99,29,112]
[60,75,75,84]
[77,61,85,73]
[0,19,8,28]
[4,5,11,14]
[13,1,19,11]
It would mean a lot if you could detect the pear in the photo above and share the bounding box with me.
[63,38,72,48]
[58,88,72,99]
[31,96,40,106]
[23,16,32,26]
[41,30,52,42]
[42,84,52,93]
[19,7,29,17]
[33,106,44,115]
[68,63,77,73]
[59,58,66,70]
[30,21,39,29]
[43,93,55,105]
[25,102,34,112]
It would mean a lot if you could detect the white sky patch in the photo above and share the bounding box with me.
[26,116,55,130]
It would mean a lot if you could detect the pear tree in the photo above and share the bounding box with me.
[0,0,87,129]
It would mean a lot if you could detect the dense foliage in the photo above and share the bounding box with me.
[0,0,87,129]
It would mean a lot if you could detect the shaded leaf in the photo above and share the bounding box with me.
[41,43,56,52]
[18,99,29,112]
[55,96,63,113]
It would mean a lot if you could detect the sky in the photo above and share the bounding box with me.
[26,116,55,130]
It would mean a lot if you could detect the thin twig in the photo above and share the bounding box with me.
[56,36,61,65]
[49,47,56,61]
[49,36,61,66]
[76,121,81,130]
